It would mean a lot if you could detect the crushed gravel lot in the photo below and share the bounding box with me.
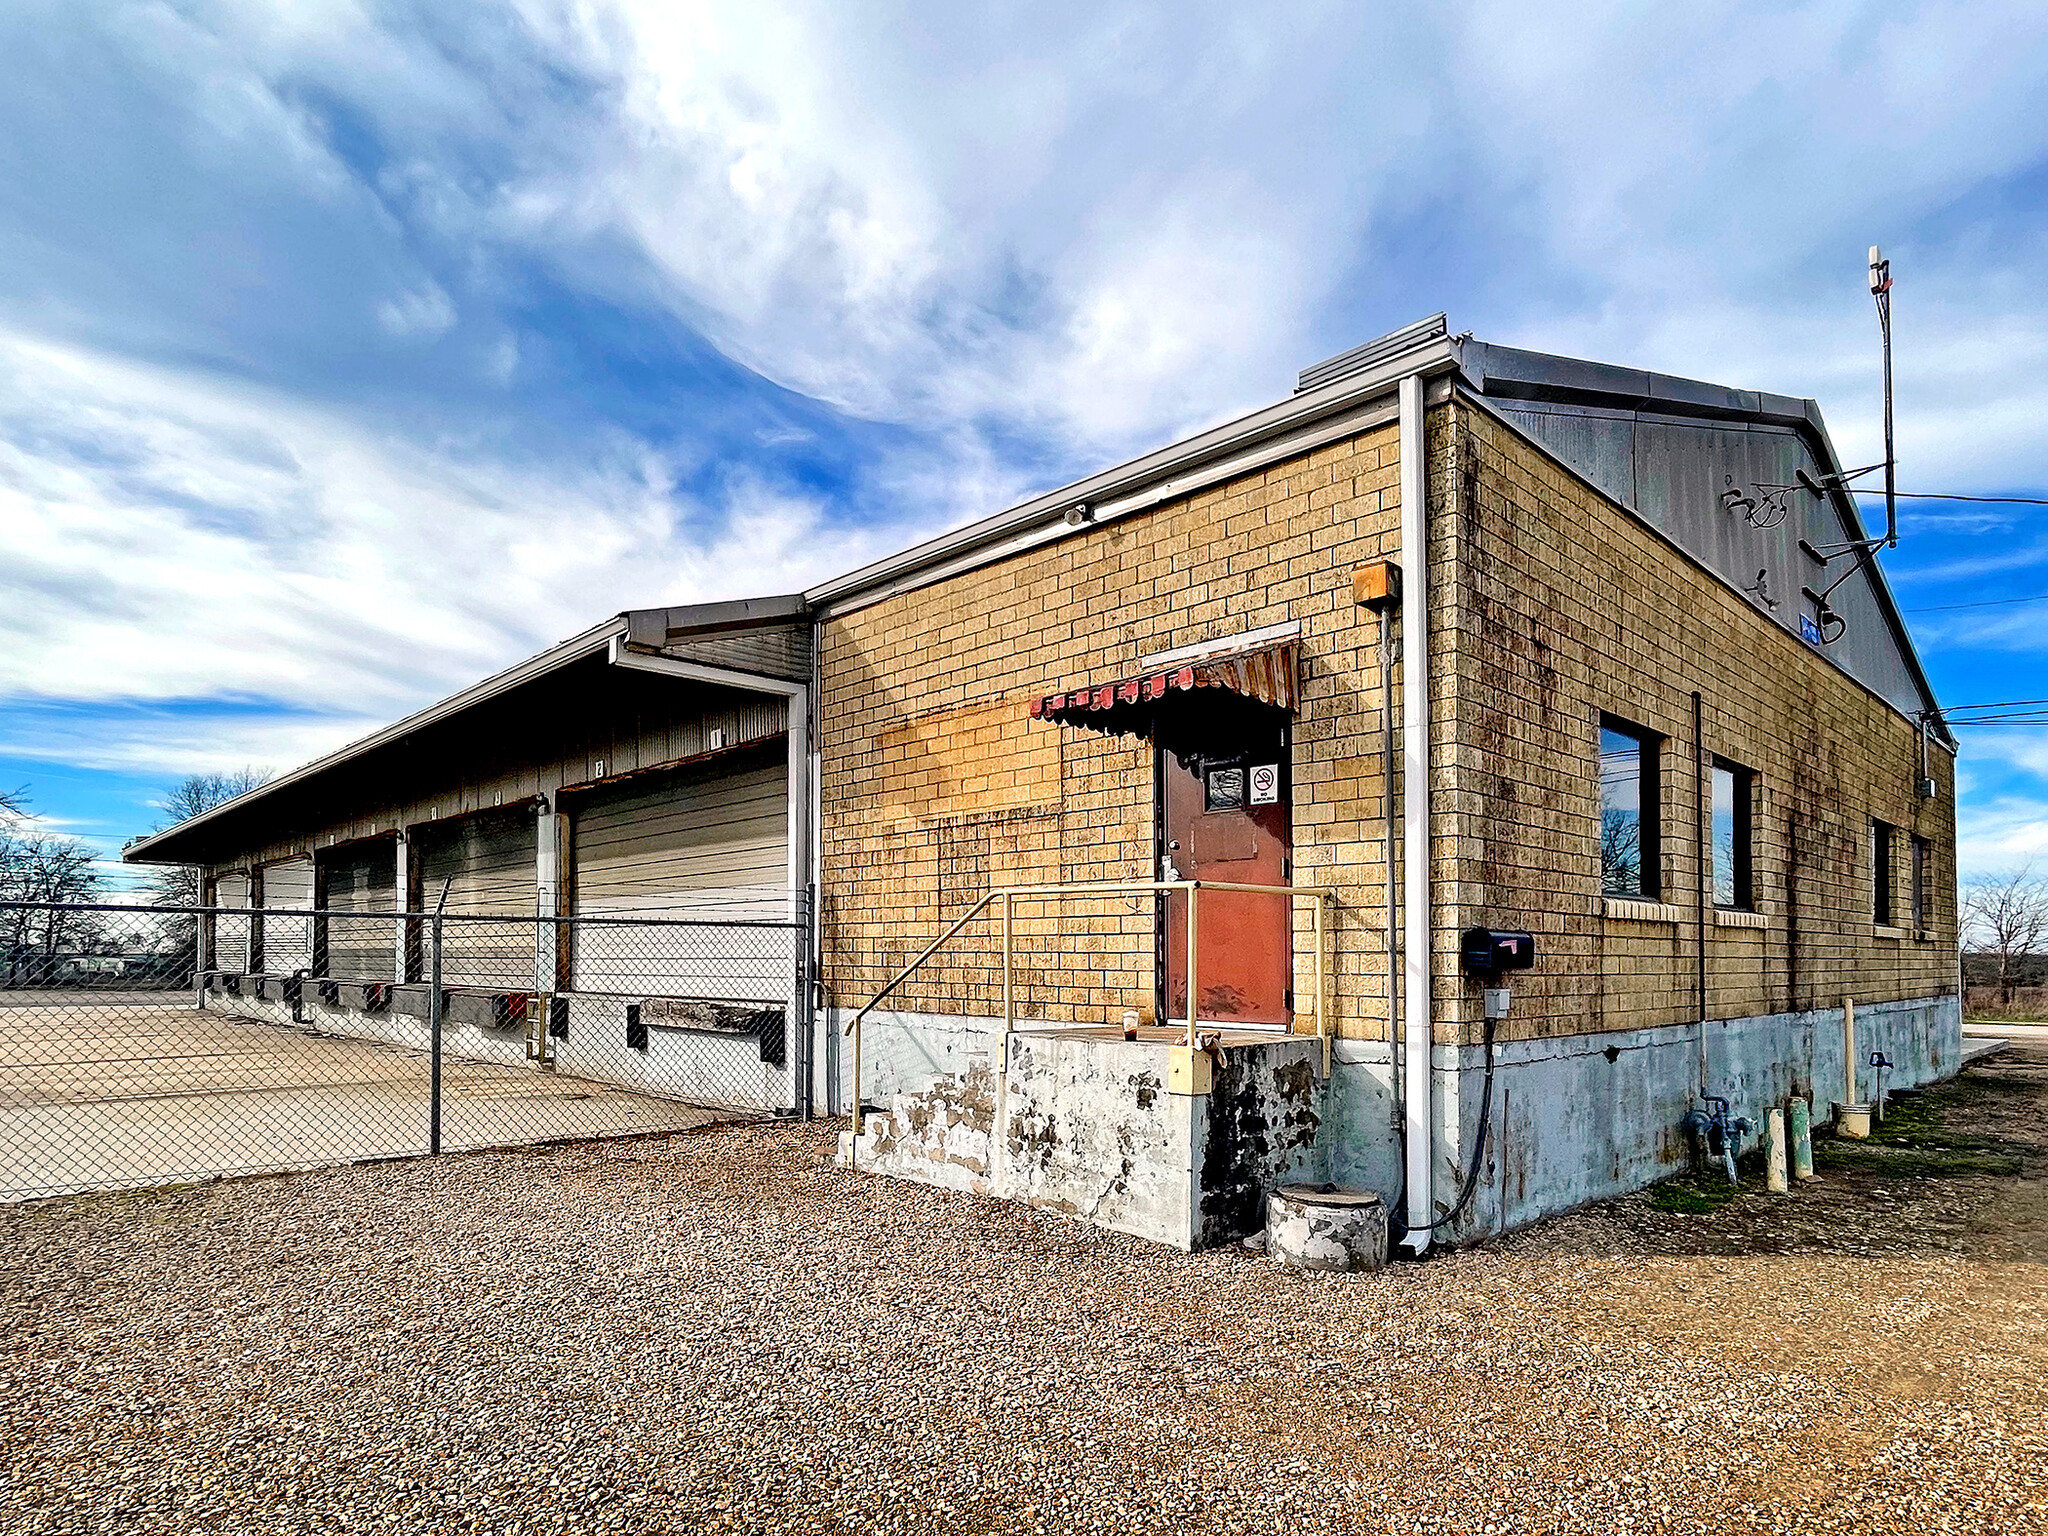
[3,1050,2045,1535]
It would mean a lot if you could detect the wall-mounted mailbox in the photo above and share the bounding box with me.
[1461,928,1536,978]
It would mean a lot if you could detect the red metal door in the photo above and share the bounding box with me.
[1162,727,1292,1026]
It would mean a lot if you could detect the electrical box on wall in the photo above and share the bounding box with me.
[1351,560,1402,611]
[1461,928,1536,978]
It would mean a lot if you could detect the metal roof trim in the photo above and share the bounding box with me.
[122,615,631,864]
[1452,382,1949,747]
[805,333,1464,610]
[623,593,809,648]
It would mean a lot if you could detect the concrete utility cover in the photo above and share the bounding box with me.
[1266,1183,1388,1272]
[0,996,725,1201]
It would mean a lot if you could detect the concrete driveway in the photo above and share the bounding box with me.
[0,995,726,1200]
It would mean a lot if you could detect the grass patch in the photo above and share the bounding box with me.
[1816,1140,2022,1180]
[1823,1086,2033,1177]
[1649,1174,1742,1214]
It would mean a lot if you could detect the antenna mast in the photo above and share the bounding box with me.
[1869,245,1896,548]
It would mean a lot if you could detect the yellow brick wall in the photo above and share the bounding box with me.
[818,395,1955,1048]
[818,420,1415,1038]
[1438,398,1958,1045]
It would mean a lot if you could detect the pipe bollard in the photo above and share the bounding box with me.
[1766,1108,1790,1194]
[1789,1096,1815,1181]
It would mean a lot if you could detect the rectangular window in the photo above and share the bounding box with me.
[1872,820,1896,925]
[1711,760,1754,910]
[1599,718,1660,898]
[1911,834,1930,931]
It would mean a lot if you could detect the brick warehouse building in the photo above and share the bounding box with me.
[127,315,1959,1252]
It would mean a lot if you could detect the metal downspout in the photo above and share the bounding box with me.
[1398,372,1434,1253]
[1694,689,1709,1098]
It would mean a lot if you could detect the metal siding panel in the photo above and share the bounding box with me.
[1494,404,1637,510]
[664,624,811,681]
[1495,396,1927,719]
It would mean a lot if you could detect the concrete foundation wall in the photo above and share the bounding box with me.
[842,1023,1324,1249]
[202,984,798,1111]
[841,992,1959,1249]
[1321,990,1961,1243]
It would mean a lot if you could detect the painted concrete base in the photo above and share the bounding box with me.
[837,1025,1323,1250]
[1266,1185,1389,1272]
[201,981,798,1112]
[840,993,1962,1251]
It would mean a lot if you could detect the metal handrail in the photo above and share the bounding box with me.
[843,880,1336,1155]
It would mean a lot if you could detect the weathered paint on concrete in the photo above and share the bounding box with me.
[844,992,1960,1251]
[1317,990,1962,1244]
[1194,1045,1323,1246]
[1266,1185,1389,1272]
[840,1024,1323,1249]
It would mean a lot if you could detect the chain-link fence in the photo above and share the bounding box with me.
[0,899,811,1202]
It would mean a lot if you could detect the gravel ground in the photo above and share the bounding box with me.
[3,1050,2045,1535]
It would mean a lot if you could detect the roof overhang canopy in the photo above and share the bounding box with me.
[1029,642,1296,760]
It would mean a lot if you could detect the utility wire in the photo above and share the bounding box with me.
[1903,593,2048,613]
[1855,491,2048,507]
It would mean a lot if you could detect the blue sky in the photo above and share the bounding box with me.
[2,1,2046,890]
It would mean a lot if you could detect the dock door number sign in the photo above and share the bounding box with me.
[1248,763,1279,806]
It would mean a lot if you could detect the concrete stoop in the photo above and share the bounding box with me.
[837,1028,1324,1250]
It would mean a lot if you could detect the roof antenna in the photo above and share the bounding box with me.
[1785,244,1902,642]
[1869,245,1896,549]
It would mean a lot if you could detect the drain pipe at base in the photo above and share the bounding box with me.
[1397,370,1435,1254]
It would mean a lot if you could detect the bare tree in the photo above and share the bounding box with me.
[144,769,272,908]
[0,792,105,982]
[1961,864,2048,1004]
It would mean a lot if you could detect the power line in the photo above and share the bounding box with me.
[1855,490,2048,507]
[1903,592,2048,613]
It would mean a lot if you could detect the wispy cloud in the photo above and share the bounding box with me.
[0,0,2046,863]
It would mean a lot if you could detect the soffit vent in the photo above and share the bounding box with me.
[1295,313,1449,395]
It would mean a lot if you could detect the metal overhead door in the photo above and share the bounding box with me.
[416,808,536,989]
[320,840,396,980]
[572,747,789,999]
[260,858,316,975]
[213,872,251,973]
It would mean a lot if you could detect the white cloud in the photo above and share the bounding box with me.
[1957,793,2048,875]
[5,0,2048,819]
[376,282,457,337]
[0,323,891,774]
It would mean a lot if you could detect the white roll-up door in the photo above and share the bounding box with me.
[416,808,536,989]
[571,747,789,998]
[260,858,315,974]
[320,839,397,979]
[213,872,251,973]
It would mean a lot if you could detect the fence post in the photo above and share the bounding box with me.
[428,898,445,1156]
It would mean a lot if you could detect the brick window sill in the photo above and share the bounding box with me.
[1603,897,1681,924]
[1714,908,1767,930]
[1872,923,1911,941]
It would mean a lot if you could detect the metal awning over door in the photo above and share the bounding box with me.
[1029,642,1296,745]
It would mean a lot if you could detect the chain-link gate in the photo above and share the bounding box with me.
[0,899,811,1202]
